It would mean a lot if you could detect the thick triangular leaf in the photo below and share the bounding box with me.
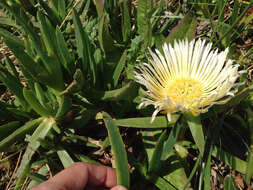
[161,119,182,160]
[102,112,130,189]
[0,17,21,29]
[121,0,131,42]
[88,81,138,102]
[14,162,31,190]
[166,12,197,45]
[27,165,48,189]
[224,176,237,190]
[37,12,57,56]
[16,118,55,176]
[112,50,127,87]
[137,0,148,35]
[98,14,117,54]
[57,150,74,168]
[4,56,19,80]
[0,118,43,152]
[72,8,96,85]
[149,130,168,173]
[23,88,54,117]
[114,115,179,128]
[56,27,75,76]
[4,38,63,91]
[0,27,24,47]
[147,174,176,190]
[0,121,20,141]
[162,152,188,190]
[185,114,205,157]
[0,65,28,109]
[38,0,61,26]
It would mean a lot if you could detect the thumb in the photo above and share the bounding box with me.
[110,185,128,190]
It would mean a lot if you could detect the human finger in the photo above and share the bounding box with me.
[31,162,117,190]
[85,185,128,190]
[110,185,128,190]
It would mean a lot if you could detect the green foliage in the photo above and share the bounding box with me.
[0,121,20,141]
[0,0,252,189]
[114,115,179,128]
[0,118,43,151]
[224,176,237,190]
[16,118,55,177]
[185,114,205,157]
[166,12,197,45]
[57,150,75,168]
[103,112,130,189]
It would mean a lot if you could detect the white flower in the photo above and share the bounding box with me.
[134,39,240,122]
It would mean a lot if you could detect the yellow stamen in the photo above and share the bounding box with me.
[161,78,204,112]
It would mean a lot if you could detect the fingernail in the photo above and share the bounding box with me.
[113,185,128,190]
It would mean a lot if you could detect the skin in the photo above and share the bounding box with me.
[31,162,127,190]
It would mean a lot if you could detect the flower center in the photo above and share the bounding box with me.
[162,77,204,111]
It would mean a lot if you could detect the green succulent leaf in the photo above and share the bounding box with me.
[161,152,188,190]
[57,150,75,168]
[16,117,55,176]
[185,114,205,157]
[149,129,168,173]
[203,145,212,189]
[0,17,21,29]
[102,112,130,189]
[4,38,63,91]
[23,88,54,117]
[0,117,44,152]
[27,165,48,189]
[57,0,66,19]
[89,81,138,102]
[114,115,179,128]
[55,95,71,118]
[98,14,117,54]
[37,11,57,56]
[245,150,253,183]
[56,26,75,76]
[14,162,31,190]
[245,108,253,182]
[0,64,28,110]
[121,0,131,42]
[93,0,104,18]
[74,154,99,164]
[0,2,40,45]
[34,83,50,111]
[0,27,24,47]
[27,173,48,184]
[72,8,96,85]
[4,56,19,80]
[161,118,182,160]
[0,121,20,141]
[38,0,61,26]
[166,12,197,45]
[147,174,176,190]
[113,50,127,87]
[137,0,148,36]
[224,176,237,190]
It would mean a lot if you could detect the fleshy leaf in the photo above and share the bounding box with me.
[166,12,197,45]
[16,118,55,176]
[102,112,130,189]
[114,115,179,128]
[185,114,205,157]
